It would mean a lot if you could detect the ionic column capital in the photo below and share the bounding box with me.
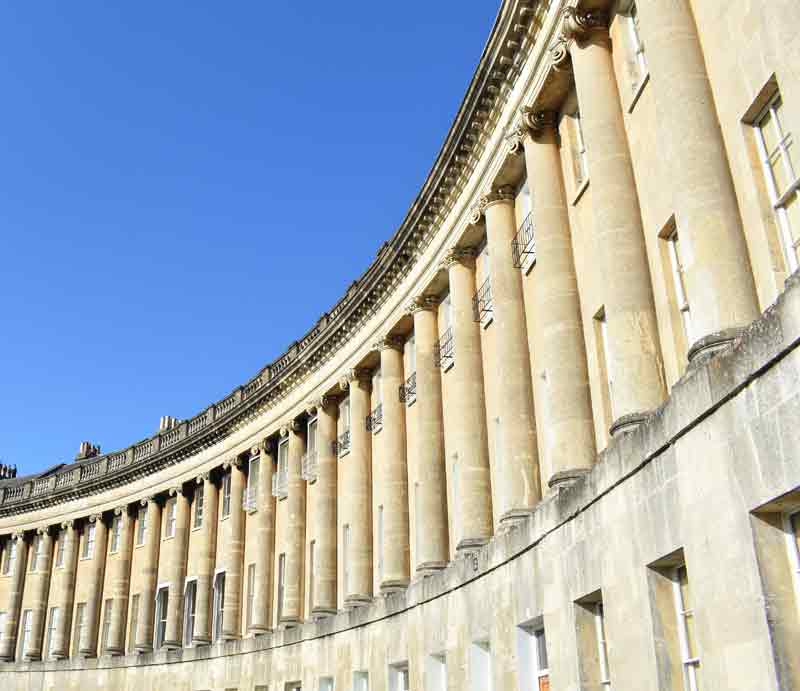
[405,295,438,316]
[11,531,24,542]
[560,6,609,43]
[373,334,404,353]
[521,107,559,138]
[36,525,51,536]
[139,496,159,508]
[113,505,129,517]
[440,246,477,271]
[88,513,102,524]
[60,519,75,530]
[222,457,244,470]
[480,186,516,214]
[195,471,212,485]
[168,485,188,498]
[306,394,336,417]
[338,367,371,391]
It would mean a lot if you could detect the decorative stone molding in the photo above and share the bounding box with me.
[60,519,74,530]
[113,505,127,517]
[405,295,439,316]
[88,513,101,524]
[35,525,50,536]
[338,367,371,392]
[222,457,244,470]
[139,496,159,507]
[440,246,477,271]
[307,395,335,417]
[373,335,404,352]
[560,6,608,43]
[11,531,24,541]
[479,186,516,213]
[168,485,187,497]
[549,37,571,72]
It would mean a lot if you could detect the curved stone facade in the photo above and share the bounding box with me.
[2,1,800,689]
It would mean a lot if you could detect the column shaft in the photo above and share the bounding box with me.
[222,462,246,638]
[135,499,162,653]
[522,123,596,487]
[313,400,338,614]
[107,508,134,655]
[483,196,541,519]
[412,303,449,571]
[250,442,275,632]
[343,373,373,604]
[444,252,494,548]
[193,475,218,645]
[51,523,78,659]
[282,426,307,621]
[636,0,758,354]
[378,341,410,591]
[0,536,28,660]
[567,22,666,429]
[27,530,54,660]
[79,516,108,657]
[164,488,190,647]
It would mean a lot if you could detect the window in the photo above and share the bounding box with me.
[164,498,177,538]
[594,603,611,688]
[245,456,260,510]
[340,397,351,432]
[137,507,148,546]
[666,227,692,346]
[183,580,197,646]
[194,487,204,528]
[30,536,41,571]
[622,1,647,92]
[389,664,410,691]
[517,624,549,691]
[377,507,384,585]
[102,599,113,652]
[212,572,225,641]
[407,334,416,375]
[277,554,286,624]
[4,541,17,575]
[469,641,493,691]
[754,91,799,272]
[222,471,232,518]
[787,512,800,606]
[247,563,256,630]
[426,653,447,691]
[73,602,86,658]
[46,607,59,659]
[672,564,701,691]
[128,594,140,653]
[110,516,122,553]
[594,308,614,434]
[83,523,95,559]
[353,671,369,691]
[571,109,590,188]
[319,678,335,691]
[309,541,316,611]
[343,525,350,597]
[154,587,169,649]
[533,627,549,690]
[55,532,65,568]
[19,609,32,659]
[0,611,6,643]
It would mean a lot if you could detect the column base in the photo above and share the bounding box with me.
[163,640,182,650]
[23,652,42,662]
[344,594,372,609]
[548,468,591,489]
[687,327,744,363]
[191,637,211,647]
[455,537,489,553]
[78,648,97,658]
[104,646,125,656]
[311,607,338,619]
[135,645,153,655]
[247,625,270,636]
[609,411,650,438]
[416,561,448,576]
[499,508,532,525]
[278,616,301,628]
[379,579,409,595]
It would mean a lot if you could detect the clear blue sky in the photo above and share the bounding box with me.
[0,2,497,476]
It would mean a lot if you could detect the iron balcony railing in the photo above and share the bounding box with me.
[271,471,287,499]
[434,327,455,370]
[335,429,351,457]
[472,277,493,323]
[511,212,536,269]
[399,372,417,404]
[301,451,319,482]
[366,404,383,433]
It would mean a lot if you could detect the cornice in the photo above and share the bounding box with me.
[0,0,554,519]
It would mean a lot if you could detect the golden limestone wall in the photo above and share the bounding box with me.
[1,0,800,689]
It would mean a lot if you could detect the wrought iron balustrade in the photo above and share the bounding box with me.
[472,277,494,323]
[434,327,455,370]
[301,451,319,482]
[366,404,383,433]
[399,372,417,403]
[271,471,288,499]
[511,212,536,269]
[336,429,351,457]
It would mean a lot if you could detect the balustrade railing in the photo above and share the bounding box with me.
[511,212,536,270]
[399,372,417,404]
[31,478,49,497]
[472,277,493,324]
[301,451,319,482]
[366,404,383,433]
[434,328,455,370]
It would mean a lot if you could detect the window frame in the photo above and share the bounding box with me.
[102,598,113,653]
[183,578,197,647]
[82,523,96,560]
[594,603,611,688]
[55,532,65,569]
[110,515,122,554]
[29,535,41,572]
[73,602,86,658]
[46,606,59,660]
[194,487,204,529]
[164,498,177,539]
[246,563,256,630]
[533,625,550,689]
[19,609,32,660]
[212,571,226,642]
[665,226,693,347]
[136,507,148,546]
[221,471,232,518]
[154,586,169,649]
[671,564,701,691]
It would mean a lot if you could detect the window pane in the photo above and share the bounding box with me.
[760,108,779,155]
[784,192,800,257]
[535,628,548,669]
[770,150,792,196]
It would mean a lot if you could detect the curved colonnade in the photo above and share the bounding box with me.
[2,0,800,689]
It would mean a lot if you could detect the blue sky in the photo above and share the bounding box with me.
[0,2,497,475]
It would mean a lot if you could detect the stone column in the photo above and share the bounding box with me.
[281,420,307,622]
[250,439,275,633]
[0,532,28,661]
[339,369,373,604]
[375,336,410,592]
[106,506,134,655]
[480,191,542,519]
[519,111,597,487]
[222,458,246,639]
[164,485,190,648]
[193,472,218,645]
[135,497,162,653]
[408,297,449,572]
[558,8,666,433]
[634,0,758,357]
[26,527,54,660]
[80,513,108,657]
[51,520,78,659]
[440,248,494,548]
[310,397,337,615]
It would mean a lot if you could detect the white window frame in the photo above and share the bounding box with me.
[154,585,169,649]
[20,609,32,659]
[389,663,410,691]
[666,228,693,345]
[212,570,226,642]
[2,541,15,575]
[469,640,493,691]
[73,602,86,658]
[128,594,139,654]
[183,578,197,647]
[784,511,800,613]
[622,1,647,90]
[110,515,122,553]
[221,471,232,518]
[671,565,701,691]
[194,488,204,529]
[101,598,113,652]
[425,653,447,691]
[165,498,177,538]
[55,532,65,568]
[533,626,549,689]
[46,607,59,659]
[318,677,335,691]
[353,670,369,691]
[245,456,260,511]
[594,603,611,688]
[754,91,800,272]
[246,562,256,630]
[82,523,95,560]
[136,507,147,546]
[30,536,41,572]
